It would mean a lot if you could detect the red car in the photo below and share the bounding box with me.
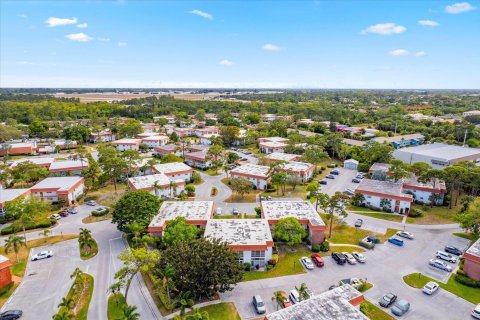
[278,291,293,308]
[311,253,324,267]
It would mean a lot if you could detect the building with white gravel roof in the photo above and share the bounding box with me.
[355,179,413,214]
[127,174,185,199]
[230,164,272,190]
[152,162,193,182]
[30,176,84,205]
[0,189,31,217]
[266,153,301,163]
[261,200,326,244]
[274,161,315,182]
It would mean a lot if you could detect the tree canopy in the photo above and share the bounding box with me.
[113,191,161,232]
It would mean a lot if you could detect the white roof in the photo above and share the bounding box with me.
[277,161,314,172]
[4,142,35,148]
[266,153,300,162]
[259,137,289,143]
[142,135,169,141]
[31,177,83,191]
[262,200,325,226]
[260,141,288,148]
[466,238,480,258]
[113,138,142,145]
[128,173,181,190]
[9,157,55,168]
[0,189,29,204]
[149,201,214,228]
[204,219,273,246]
[393,143,480,162]
[230,164,271,178]
[344,159,359,164]
[153,162,193,175]
[49,159,88,171]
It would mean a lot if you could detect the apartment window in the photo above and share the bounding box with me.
[366,195,372,199]
[237,251,244,264]
[251,251,265,263]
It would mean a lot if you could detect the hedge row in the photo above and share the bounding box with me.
[1,218,57,235]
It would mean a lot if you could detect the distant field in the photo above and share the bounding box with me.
[58,92,220,102]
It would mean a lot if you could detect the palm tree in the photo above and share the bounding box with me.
[58,297,74,310]
[5,234,26,263]
[127,223,143,248]
[153,181,160,199]
[18,212,34,246]
[52,309,73,320]
[176,291,194,316]
[108,282,123,305]
[170,181,177,198]
[70,267,83,280]
[187,308,209,320]
[122,304,140,320]
[159,265,176,305]
[38,229,52,243]
[271,291,284,311]
[295,283,309,302]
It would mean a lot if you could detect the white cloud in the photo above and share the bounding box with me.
[98,37,110,42]
[77,23,88,29]
[189,9,213,20]
[19,14,28,19]
[445,2,476,13]
[118,42,128,47]
[415,51,427,57]
[45,17,78,27]
[390,49,409,56]
[65,33,92,42]
[418,20,440,27]
[362,23,406,35]
[219,59,234,66]
[262,43,281,51]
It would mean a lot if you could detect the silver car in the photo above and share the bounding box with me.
[301,257,315,270]
[429,259,452,272]
[342,252,357,265]
[352,251,366,263]
[252,295,266,314]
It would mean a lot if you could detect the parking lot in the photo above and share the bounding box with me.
[320,167,359,196]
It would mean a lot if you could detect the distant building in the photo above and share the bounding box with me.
[148,201,214,236]
[0,255,13,290]
[402,176,447,205]
[153,144,182,157]
[127,174,185,199]
[0,188,31,218]
[392,143,480,168]
[343,138,367,147]
[354,179,413,214]
[112,138,142,151]
[230,164,271,190]
[368,163,392,176]
[184,149,211,169]
[0,142,37,156]
[463,238,480,281]
[265,284,366,320]
[463,110,480,117]
[153,162,193,182]
[266,153,301,163]
[372,133,425,149]
[141,135,169,149]
[344,159,359,170]
[204,219,274,267]
[9,157,54,169]
[261,200,326,244]
[274,161,315,182]
[30,177,84,205]
[48,159,88,176]
[259,141,288,154]
[89,131,116,143]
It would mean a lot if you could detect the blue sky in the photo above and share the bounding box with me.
[1,0,479,88]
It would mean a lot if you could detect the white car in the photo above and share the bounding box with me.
[301,257,314,270]
[31,250,53,261]
[396,231,414,239]
[472,304,480,319]
[342,252,357,265]
[352,251,366,263]
[422,281,439,295]
[49,214,61,220]
[215,208,222,215]
[86,200,97,206]
[436,251,457,263]
[289,289,300,304]
[429,259,452,272]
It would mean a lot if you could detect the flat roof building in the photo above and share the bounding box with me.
[230,164,272,190]
[373,133,425,149]
[148,201,214,236]
[266,153,301,163]
[127,174,185,199]
[275,161,315,182]
[392,143,480,168]
[463,237,480,281]
[30,176,84,205]
[261,200,326,244]
[355,179,413,214]
[0,189,31,217]
[265,284,366,320]
[152,162,193,182]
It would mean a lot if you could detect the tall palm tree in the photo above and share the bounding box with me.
[5,234,26,263]
[122,304,140,320]
[52,309,73,320]
[176,291,194,316]
[127,223,143,248]
[295,283,309,302]
[18,212,34,247]
[38,229,52,243]
[159,265,176,305]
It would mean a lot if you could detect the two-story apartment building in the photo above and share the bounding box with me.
[30,177,85,205]
[229,164,271,190]
[354,179,413,214]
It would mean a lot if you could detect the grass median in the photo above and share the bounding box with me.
[360,300,394,320]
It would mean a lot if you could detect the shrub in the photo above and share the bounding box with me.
[311,244,321,253]
[409,208,424,218]
[454,273,480,288]
[185,184,195,196]
[327,164,336,168]
[84,196,97,202]
[271,253,279,263]
[1,226,14,235]
[319,241,330,252]
[456,269,466,276]
[268,259,277,266]
[254,207,261,218]
[266,264,273,271]
[36,219,53,228]
[92,208,109,217]
[243,262,251,271]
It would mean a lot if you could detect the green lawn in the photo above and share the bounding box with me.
[190,302,241,320]
[80,237,98,260]
[84,183,127,207]
[406,204,458,224]
[108,293,126,320]
[82,212,112,224]
[347,206,404,222]
[403,273,480,304]
[453,232,479,242]
[262,185,308,199]
[199,168,223,176]
[360,301,394,320]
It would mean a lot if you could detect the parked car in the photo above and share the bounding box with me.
[354,219,363,227]
[252,295,266,314]
[266,196,272,201]
[331,169,340,175]
[304,288,314,299]
[379,293,397,308]
[326,174,335,179]
[359,236,377,249]
[277,291,292,308]
[396,231,414,239]
[67,207,78,214]
[352,251,366,263]
[355,173,365,179]
[49,214,61,220]
[232,208,239,215]
[343,188,354,195]
[445,245,463,256]
[422,281,439,295]
[388,237,404,246]
[332,252,347,265]
[342,252,357,265]
[319,179,328,185]
[301,257,314,270]
[59,210,69,217]
[215,208,222,215]
[391,300,410,316]
[31,250,53,261]
[92,207,108,215]
[0,310,23,320]
[472,304,480,319]
[429,259,452,272]
[436,251,457,263]
[240,157,248,161]
[289,289,301,304]
[86,200,97,206]
[311,253,324,267]
[352,178,362,183]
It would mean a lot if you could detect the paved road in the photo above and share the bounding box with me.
[221,225,473,320]
[1,205,162,320]
[321,167,358,196]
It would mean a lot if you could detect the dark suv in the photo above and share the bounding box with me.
[332,252,347,265]
[0,310,23,320]
[445,245,463,256]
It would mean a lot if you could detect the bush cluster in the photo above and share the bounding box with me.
[1,218,56,235]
